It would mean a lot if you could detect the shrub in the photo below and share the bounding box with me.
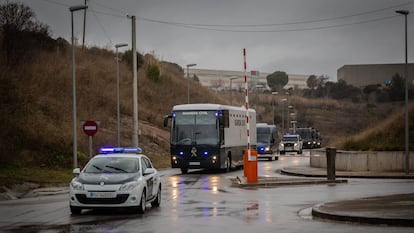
[146,64,160,82]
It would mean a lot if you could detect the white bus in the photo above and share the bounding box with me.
[164,104,256,174]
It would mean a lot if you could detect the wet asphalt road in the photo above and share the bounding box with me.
[1,152,414,233]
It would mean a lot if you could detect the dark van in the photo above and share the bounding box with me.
[256,123,279,161]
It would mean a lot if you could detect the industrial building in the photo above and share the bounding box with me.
[190,68,309,91]
[337,63,414,87]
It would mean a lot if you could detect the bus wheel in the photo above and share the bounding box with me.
[181,167,188,174]
[225,156,231,172]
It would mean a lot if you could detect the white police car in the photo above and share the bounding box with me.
[279,134,303,154]
[69,147,161,214]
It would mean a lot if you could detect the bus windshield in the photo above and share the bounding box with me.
[171,111,219,145]
[257,127,271,143]
[257,134,271,143]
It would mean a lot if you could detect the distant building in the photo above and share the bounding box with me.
[337,63,414,87]
[190,68,309,91]
[285,74,310,89]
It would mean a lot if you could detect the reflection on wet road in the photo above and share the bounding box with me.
[1,154,414,233]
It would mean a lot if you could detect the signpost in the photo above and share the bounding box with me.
[82,120,99,158]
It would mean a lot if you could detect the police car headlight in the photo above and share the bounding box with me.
[265,147,270,151]
[294,143,298,147]
[71,180,84,190]
[119,181,139,191]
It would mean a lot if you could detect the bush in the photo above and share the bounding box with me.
[146,64,160,82]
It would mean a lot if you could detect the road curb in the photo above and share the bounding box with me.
[231,176,347,188]
[312,203,414,227]
[280,168,414,179]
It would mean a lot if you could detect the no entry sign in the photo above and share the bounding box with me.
[83,120,98,136]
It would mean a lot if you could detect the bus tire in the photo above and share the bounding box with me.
[225,156,231,172]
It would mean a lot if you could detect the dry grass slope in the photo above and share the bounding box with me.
[333,104,414,151]
[0,45,224,168]
[1,43,412,172]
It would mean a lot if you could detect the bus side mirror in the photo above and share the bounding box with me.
[220,110,229,128]
[163,115,171,127]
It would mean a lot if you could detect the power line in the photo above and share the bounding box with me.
[89,5,113,45]
[143,0,414,28]
[41,0,69,7]
[38,0,414,33]
[138,15,401,33]
[89,0,128,16]
[88,0,414,28]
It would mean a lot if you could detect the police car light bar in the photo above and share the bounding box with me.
[99,147,142,154]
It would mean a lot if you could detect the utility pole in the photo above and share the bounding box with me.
[82,0,87,50]
[128,15,139,147]
[396,10,410,174]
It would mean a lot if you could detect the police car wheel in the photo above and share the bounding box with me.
[70,205,82,215]
[151,185,161,207]
[137,191,146,214]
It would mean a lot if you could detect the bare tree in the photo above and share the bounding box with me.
[1,1,51,66]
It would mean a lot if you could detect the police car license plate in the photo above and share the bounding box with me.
[189,161,200,165]
[87,191,116,198]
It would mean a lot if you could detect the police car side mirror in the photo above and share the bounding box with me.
[73,168,80,176]
[144,168,155,176]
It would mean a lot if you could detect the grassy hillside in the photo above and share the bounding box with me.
[0,45,224,169]
[333,104,414,150]
[216,90,411,149]
[2,41,412,174]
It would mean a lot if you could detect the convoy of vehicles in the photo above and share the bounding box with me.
[295,127,321,149]
[279,134,303,154]
[256,123,279,161]
[164,104,256,174]
[69,147,162,215]
[68,101,326,214]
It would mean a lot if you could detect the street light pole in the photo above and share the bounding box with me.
[271,92,278,125]
[115,43,128,147]
[281,98,287,134]
[127,15,139,147]
[69,4,88,169]
[396,10,410,174]
[287,105,293,132]
[186,63,197,104]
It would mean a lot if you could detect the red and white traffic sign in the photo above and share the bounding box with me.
[83,120,98,136]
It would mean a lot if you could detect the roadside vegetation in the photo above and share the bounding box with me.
[0,2,413,187]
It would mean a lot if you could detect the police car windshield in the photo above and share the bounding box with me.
[84,157,140,174]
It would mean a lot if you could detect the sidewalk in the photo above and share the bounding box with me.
[281,165,414,179]
[233,166,414,227]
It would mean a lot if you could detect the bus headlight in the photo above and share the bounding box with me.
[172,156,178,164]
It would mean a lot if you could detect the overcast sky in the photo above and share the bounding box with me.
[17,0,414,80]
